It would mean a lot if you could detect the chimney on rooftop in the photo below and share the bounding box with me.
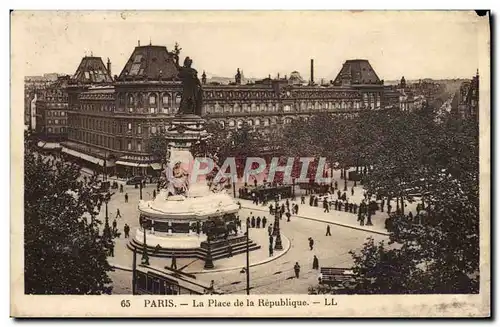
[106,58,111,76]
[310,59,314,85]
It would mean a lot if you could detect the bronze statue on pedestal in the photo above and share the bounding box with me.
[178,56,203,116]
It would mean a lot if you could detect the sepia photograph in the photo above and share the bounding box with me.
[10,10,490,317]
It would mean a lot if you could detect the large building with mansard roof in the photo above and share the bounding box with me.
[58,42,395,177]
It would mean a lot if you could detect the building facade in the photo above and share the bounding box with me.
[34,75,70,142]
[51,43,396,177]
[457,70,479,120]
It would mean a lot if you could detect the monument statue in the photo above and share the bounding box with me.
[178,56,203,116]
[165,161,190,196]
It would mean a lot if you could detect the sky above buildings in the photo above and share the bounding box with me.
[13,11,486,81]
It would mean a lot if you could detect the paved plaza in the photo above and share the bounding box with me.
[95,167,421,294]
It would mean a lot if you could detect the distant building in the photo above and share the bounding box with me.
[34,75,70,142]
[457,70,479,120]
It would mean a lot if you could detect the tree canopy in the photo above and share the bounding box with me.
[24,133,114,294]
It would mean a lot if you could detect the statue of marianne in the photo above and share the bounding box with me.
[178,56,203,116]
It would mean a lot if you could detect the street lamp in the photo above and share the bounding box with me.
[204,233,214,269]
[141,218,150,265]
[272,200,283,251]
[103,192,112,241]
[140,182,143,200]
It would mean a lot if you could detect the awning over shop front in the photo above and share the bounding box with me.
[150,163,162,170]
[116,160,150,168]
[61,147,104,166]
[37,141,61,150]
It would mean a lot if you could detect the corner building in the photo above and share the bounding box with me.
[62,43,394,177]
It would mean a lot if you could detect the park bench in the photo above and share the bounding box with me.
[318,267,355,286]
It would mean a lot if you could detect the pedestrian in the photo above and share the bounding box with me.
[349,203,353,213]
[269,244,274,257]
[309,195,314,206]
[269,204,274,215]
[334,180,338,190]
[353,203,358,214]
[269,234,274,246]
[294,203,299,215]
[326,225,331,236]
[109,243,114,257]
[381,199,385,212]
[256,216,261,228]
[112,219,117,231]
[251,216,256,228]
[124,193,129,203]
[116,208,122,219]
[171,253,178,270]
[351,187,354,196]
[153,189,156,198]
[294,262,301,278]
[268,224,273,236]
[262,216,267,228]
[388,204,392,214]
[323,199,329,213]
[334,200,338,210]
[119,184,123,193]
[246,217,251,228]
[286,211,291,222]
[308,237,314,250]
[301,195,305,204]
[124,224,130,238]
[254,178,257,187]
[312,255,319,270]
[228,244,233,257]
[281,203,285,214]
[345,201,349,212]
[338,201,343,211]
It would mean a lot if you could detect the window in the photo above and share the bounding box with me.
[138,125,142,134]
[61,112,65,116]
[163,94,170,106]
[128,142,132,150]
[129,107,133,113]
[284,105,291,112]
[128,123,132,131]
[149,94,156,105]
[229,120,235,127]
[247,120,253,126]
[48,120,52,124]
[220,121,225,129]
[137,142,142,152]
[47,128,52,133]
[255,119,260,126]
[151,126,157,134]
[150,107,156,114]
[61,127,65,133]
[264,118,270,126]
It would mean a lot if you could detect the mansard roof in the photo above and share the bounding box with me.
[333,59,382,86]
[71,56,113,84]
[118,45,179,81]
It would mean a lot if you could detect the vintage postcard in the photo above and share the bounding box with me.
[11,10,490,317]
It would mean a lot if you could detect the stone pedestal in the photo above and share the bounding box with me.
[165,114,209,149]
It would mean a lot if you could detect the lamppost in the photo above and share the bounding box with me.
[232,174,237,198]
[272,200,283,250]
[139,182,143,200]
[292,178,296,199]
[204,233,214,269]
[103,192,112,241]
[141,218,150,265]
[246,221,250,295]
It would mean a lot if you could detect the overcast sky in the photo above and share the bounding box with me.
[13,11,485,81]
